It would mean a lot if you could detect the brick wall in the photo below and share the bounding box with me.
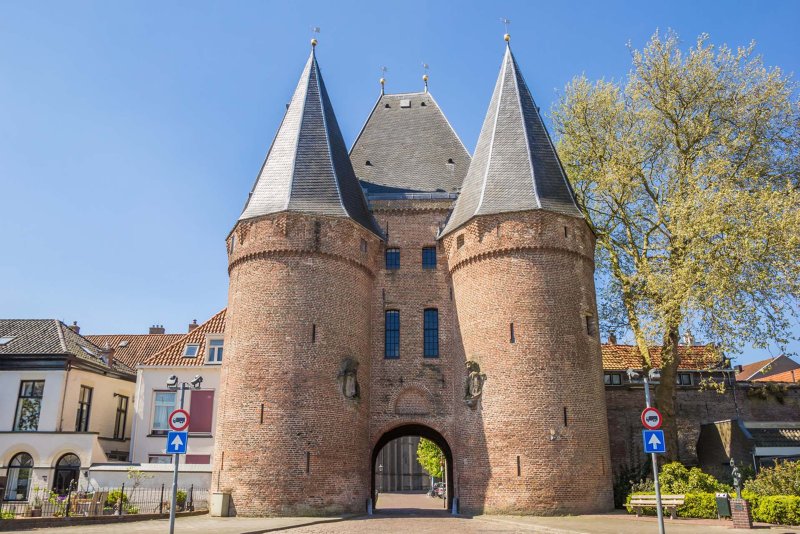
[443,211,614,514]
[213,213,380,516]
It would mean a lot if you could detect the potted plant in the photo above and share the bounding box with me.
[30,487,43,517]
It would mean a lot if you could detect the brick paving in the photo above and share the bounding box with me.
[21,511,800,533]
[376,491,447,511]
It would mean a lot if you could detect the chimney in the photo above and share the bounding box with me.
[68,321,80,335]
[682,331,694,346]
[99,342,115,368]
[188,319,199,333]
[149,324,165,335]
[607,332,617,345]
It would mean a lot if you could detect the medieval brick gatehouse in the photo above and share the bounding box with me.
[212,36,614,516]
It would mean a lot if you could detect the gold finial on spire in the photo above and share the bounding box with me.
[310,26,320,48]
[501,17,511,42]
[422,63,429,92]
[380,66,388,95]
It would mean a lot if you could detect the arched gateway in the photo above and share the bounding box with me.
[371,424,454,511]
[212,37,614,516]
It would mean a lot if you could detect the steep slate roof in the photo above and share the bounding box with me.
[602,344,725,371]
[85,334,183,369]
[239,47,381,237]
[442,43,582,236]
[736,355,800,381]
[143,309,226,367]
[349,92,471,194]
[0,319,134,376]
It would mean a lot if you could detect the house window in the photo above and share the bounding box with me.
[385,248,400,270]
[189,390,214,434]
[423,308,439,358]
[422,247,437,269]
[4,452,33,501]
[604,373,623,386]
[52,453,80,495]
[677,373,692,386]
[148,455,173,464]
[360,238,368,253]
[456,235,464,249]
[385,310,400,359]
[185,454,211,465]
[152,391,176,435]
[114,395,129,440]
[585,315,597,336]
[75,386,92,432]
[14,381,44,432]
[183,344,200,357]
[207,339,223,364]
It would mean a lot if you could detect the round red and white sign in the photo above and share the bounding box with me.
[641,407,663,430]
[169,409,190,431]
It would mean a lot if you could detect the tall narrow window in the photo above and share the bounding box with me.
[207,339,223,364]
[422,247,437,269]
[385,248,400,270]
[75,386,92,432]
[152,391,176,435]
[14,381,44,431]
[385,310,400,359]
[423,308,439,358]
[114,394,129,440]
[510,323,516,344]
[4,452,33,501]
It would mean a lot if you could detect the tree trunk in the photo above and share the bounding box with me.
[655,326,681,462]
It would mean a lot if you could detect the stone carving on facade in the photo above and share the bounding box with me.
[338,358,360,400]
[464,360,487,408]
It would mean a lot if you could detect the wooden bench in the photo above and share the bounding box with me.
[630,494,685,519]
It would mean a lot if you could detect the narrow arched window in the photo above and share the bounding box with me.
[4,452,33,501]
[424,309,439,358]
[53,453,81,495]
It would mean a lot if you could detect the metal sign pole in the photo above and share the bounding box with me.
[643,375,665,534]
[169,384,187,534]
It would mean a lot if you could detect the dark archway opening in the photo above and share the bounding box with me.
[371,424,454,513]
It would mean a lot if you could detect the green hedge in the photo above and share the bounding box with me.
[626,492,717,518]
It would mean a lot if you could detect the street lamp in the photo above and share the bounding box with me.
[166,375,203,534]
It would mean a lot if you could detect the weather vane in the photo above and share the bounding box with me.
[310,26,320,47]
[501,17,511,41]
[422,62,429,92]
[380,66,388,94]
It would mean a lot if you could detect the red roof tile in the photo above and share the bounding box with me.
[754,369,800,383]
[86,334,183,369]
[143,309,226,367]
[601,344,723,371]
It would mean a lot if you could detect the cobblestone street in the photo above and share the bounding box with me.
[21,510,800,533]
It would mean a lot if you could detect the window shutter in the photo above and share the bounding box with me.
[189,391,214,433]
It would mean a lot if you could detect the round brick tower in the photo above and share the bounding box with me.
[212,45,383,516]
[441,41,613,514]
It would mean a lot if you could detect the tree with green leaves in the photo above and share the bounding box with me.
[552,30,800,460]
[416,438,444,479]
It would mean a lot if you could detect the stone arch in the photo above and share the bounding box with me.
[393,387,434,416]
[370,423,454,512]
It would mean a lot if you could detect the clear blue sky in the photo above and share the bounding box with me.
[1,1,798,364]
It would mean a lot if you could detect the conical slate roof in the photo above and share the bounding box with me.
[442,44,582,236]
[239,47,381,237]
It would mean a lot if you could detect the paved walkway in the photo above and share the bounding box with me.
[22,510,800,533]
[375,491,448,512]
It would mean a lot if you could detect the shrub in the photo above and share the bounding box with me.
[659,462,730,494]
[750,495,800,525]
[123,504,139,515]
[745,461,800,497]
[105,489,128,507]
[0,511,14,520]
[176,489,187,507]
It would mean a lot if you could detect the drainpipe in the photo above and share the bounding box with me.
[57,362,71,432]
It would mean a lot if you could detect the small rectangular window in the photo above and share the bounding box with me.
[14,380,44,431]
[385,310,400,358]
[183,344,200,357]
[604,373,622,386]
[456,235,464,249]
[114,394,129,440]
[75,385,93,432]
[422,247,437,269]
[585,315,597,336]
[424,309,439,358]
[152,391,176,435]
[148,455,173,464]
[207,339,223,363]
[677,373,692,386]
[510,323,515,344]
[385,248,400,270]
[360,238,368,253]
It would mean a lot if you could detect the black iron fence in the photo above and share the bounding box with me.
[0,484,207,520]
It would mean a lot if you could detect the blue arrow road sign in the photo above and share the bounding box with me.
[166,431,188,454]
[643,430,666,454]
